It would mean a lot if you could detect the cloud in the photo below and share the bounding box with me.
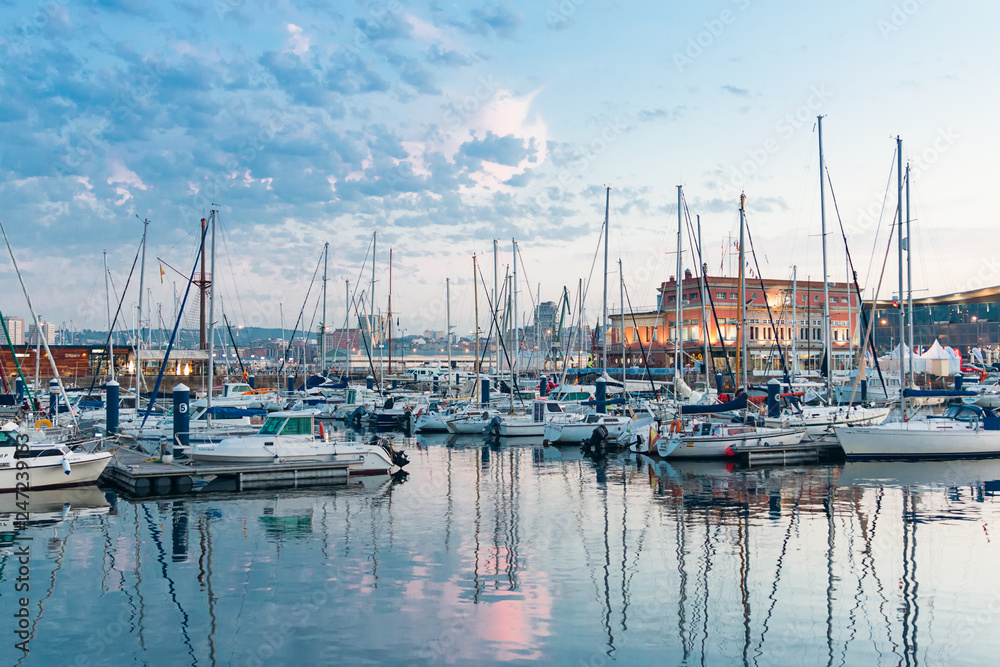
[285,23,311,56]
[451,3,523,40]
[722,85,751,97]
[457,131,536,168]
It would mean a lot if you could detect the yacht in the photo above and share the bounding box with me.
[188,410,409,474]
[834,404,1000,459]
[0,427,111,491]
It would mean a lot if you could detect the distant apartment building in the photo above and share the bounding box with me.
[3,316,24,345]
[27,321,56,345]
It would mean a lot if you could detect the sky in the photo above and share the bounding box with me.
[0,0,996,339]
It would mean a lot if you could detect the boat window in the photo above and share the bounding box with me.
[281,417,312,435]
[700,423,712,436]
[546,403,561,412]
[0,431,16,446]
[16,448,63,459]
[259,417,285,435]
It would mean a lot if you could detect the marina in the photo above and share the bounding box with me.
[4,435,1000,664]
[2,0,998,663]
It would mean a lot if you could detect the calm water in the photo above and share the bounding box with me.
[4,433,1000,666]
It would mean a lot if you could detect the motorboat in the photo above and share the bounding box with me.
[488,400,586,438]
[834,404,1000,459]
[0,427,112,491]
[542,412,632,444]
[188,410,409,474]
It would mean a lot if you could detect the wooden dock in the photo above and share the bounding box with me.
[101,446,351,496]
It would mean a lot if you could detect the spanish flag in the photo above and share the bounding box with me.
[648,424,660,453]
[159,263,165,283]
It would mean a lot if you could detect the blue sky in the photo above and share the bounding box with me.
[0,0,994,337]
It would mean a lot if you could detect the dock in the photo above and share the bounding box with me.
[101,446,352,496]
[730,438,844,467]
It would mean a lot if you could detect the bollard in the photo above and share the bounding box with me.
[860,379,868,402]
[171,383,190,463]
[481,378,491,406]
[248,376,255,389]
[954,373,964,392]
[539,376,548,398]
[287,376,295,394]
[366,375,374,390]
[15,377,23,403]
[106,380,120,434]
[596,379,607,414]
[766,379,780,418]
[49,379,59,421]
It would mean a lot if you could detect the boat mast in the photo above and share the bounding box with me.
[619,258,626,389]
[493,239,498,374]
[104,251,115,383]
[739,194,748,390]
[512,238,518,379]
[791,266,798,380]
[896,136,906,419]
[372,231,377,387]
[446,277,452,395]
[675,185,683,385]
[474,255,481,405]
[321,241,328,374]
[137,217,148,392]
[818,115,832,401]
[906,162,914,380]
[199,216,208,350]
[207,209,217,426]
[388,248,393,375]
[698,215,710,392]
[602,186,610,374]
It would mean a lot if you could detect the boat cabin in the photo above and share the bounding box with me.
[257,412,316,436]
[532,400,567,422]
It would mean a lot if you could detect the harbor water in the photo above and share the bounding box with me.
[4,431,1000,665]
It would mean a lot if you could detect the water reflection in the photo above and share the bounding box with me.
[3,441,1000,665]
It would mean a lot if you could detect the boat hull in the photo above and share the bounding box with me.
[835,422,1000,459]
[668,428,806,459]
[0,452,111,492]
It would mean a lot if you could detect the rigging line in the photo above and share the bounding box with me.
[514,242,538,314]
[476,263,522,405]
[139,220,211,429]
[682,196,736,388]
[825,166,889,395]
[83,241,142,399]
[275,250,323,380]
[743,211,791,379]
[622,281,660,399]
[863,147,900,290]
[215,213,253,328]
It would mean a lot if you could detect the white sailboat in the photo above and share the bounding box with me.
[835,404,1000,459]
[0,428,111,491]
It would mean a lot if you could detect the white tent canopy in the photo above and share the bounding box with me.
[879,342,925,374]
[920,339,960,376]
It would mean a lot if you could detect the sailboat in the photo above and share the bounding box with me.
[833,137,986,458]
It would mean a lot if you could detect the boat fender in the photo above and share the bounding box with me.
[61,458,71,475]
[35,419,52,429]
[724,445,735,457]
[319,422,325,440]
[668,420,683,434]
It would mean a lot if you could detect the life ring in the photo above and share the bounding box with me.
[35,419,52,429]
[668,419,683,434]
